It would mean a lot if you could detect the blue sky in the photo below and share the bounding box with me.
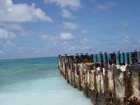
[0,0,140,59]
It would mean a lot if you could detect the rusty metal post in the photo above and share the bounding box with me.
[90,54,93,62]
[100,52,104,67]
[127,52,130,65]
[109,53,111,65]
[86,54,90,62]
[65,54,67,56]
[95,54,98,62]
[80,54,83,63]
[64,56,67,79]
[104,52,108,64]
[113,52,116,64]
[139,70,140,91]
[109,52,116,65]
[123,66,133,104]
[75,53,79,63]
[92,54,94,62]
[122,52,125,65]
[131,51,138,64]
[118,51,121,65]
[57,55,61,69]
[138,51,140,63]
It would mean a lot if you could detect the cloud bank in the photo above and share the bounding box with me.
[0,0,53,23]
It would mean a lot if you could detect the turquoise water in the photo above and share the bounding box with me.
[0,57,92,105]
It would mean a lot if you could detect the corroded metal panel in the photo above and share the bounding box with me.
[57,52,140,105]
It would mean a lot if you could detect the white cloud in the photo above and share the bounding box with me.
[20,30,34,36]
[59,32,74,40]
[68,46,75,51]
[0,0,53,23]
[122,35,131,42]
[44,0,81,9]
[80,29,89,34]
[62,22,78,29]
[105,22,131,34]
[40,32,75,41]
[121,22,130,28]
[81,46,91,50]
[0,28,16,39]
[0,50,5,54]
[97,1,116,10]
[53,41,69,46]
[2,23,23,30]
[80,39,91,44]
[40,35,57,41]
[3,40,16,48]
[61,9,75,19]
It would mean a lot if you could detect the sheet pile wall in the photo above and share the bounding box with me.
[58,51,140,105]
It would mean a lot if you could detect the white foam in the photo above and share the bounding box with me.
[0,76,93,105]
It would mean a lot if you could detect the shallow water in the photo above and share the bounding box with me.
[0,57,93,105]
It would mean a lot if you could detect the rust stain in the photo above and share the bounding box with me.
[93,70,98,104]
[123,67,133,104]
[104,70,109,93]
[139,71,140,91]
[127,97,140,105]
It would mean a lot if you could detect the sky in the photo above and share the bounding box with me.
[0,0,140,60]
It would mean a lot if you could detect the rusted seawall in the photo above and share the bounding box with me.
[57,51,140,105]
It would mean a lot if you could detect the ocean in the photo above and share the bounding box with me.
[0,57,92,105]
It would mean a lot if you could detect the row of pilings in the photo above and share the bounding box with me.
[57,51,140,105]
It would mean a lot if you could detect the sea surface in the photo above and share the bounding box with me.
[0,57,93,105]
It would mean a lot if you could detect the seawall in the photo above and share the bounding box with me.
[57,51,140,105]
